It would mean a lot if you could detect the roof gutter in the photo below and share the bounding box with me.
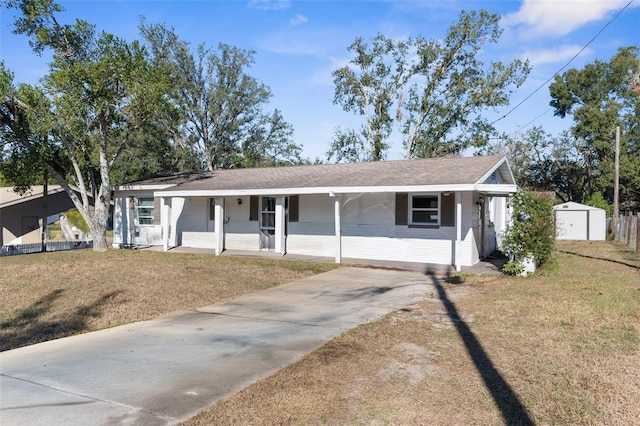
[155,183,518,198]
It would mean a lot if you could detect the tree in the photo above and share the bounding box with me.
[1,0,174,250]
[329,34,412,162]
[484,127,600,203]
[330,10,530,162]
[140,22,303,170]
[549,46,640,206]
[487,126,553,190]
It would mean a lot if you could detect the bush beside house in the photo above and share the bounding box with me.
[501,189,555,276]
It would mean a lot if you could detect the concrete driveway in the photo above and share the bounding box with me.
[0,267,435,425]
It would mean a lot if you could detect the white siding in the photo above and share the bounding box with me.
[182,231,217,249]
[226,220,259,250]
[112,190,486,266]
[287,222,335,257]
[298,194,334,222]
[461,192,479,266]
[112,191,163,247]
[342,193,395,225]
[112,196,127,246]
[342,224,456,264]
[225,197,258,250]
[589,209,606,241]
[285,191,480,267]
[177,198,209,232]
[170,197,185,246]
[286,194,335,257]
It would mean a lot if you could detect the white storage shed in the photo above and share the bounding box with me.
[554,202,606,241]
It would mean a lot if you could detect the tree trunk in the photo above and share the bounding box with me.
[89,193,111,251]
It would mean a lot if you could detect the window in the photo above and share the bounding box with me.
[137,197,155,225]
[410,194,439,225]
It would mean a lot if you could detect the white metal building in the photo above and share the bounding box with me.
[554,202,606,241]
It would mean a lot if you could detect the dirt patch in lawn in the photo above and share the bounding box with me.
[184,241,640,425]
[0,250,340,352]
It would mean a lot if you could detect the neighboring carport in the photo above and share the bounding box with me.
[554,202,606,241]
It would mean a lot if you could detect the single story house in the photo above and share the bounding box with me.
[112,155,517,271]
[554,201,606,241]
[0,185,76,246]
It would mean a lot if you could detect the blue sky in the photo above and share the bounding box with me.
[1,0,639,161]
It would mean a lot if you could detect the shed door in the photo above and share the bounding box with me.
[556,210,588,240]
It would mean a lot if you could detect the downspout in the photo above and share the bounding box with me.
[41,170,48,253]
[214,198,224,255]
[162,197,170,252]
[455,192,462,272]
[275,196,286,255]
[330,192,341,263]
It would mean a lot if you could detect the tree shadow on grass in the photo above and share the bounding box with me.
[426,269,534,425]
[0,289,124,352]
[558,250,640,271]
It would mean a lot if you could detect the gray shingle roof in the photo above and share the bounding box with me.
[150,155,511,193]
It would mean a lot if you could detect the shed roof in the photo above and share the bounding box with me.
[553,202,605,212]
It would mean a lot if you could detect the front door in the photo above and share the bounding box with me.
[259,197,276,250]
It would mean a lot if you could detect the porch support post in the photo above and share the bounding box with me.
[214,198,224,256]
[330,192,341,263]
[275,196,286,255]
[455,191,462,272]
[161,197,170,252]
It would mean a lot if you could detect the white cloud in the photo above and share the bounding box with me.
[290,14,308,26]
[521,45,591,66]
[503,0,634,37]
[248,0,290,11]
[260,33,323,55]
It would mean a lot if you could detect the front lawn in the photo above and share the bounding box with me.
[184,241,640,425]
[0,250,339,352]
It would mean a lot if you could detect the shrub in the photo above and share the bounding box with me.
[585,192,613,217]
[502,260,525,276]
[64,209,90,234]
[501,189,555,267]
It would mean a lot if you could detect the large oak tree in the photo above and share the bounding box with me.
[140,22,303,171]
[329,10,530,162]
[549,46,640,205]
[0,0,176,250]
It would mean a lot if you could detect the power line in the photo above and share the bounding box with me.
[491,0,636,127]
[506,107,553,138]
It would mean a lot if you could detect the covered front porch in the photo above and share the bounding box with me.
[141,245,508,276]
[155,189,510,272]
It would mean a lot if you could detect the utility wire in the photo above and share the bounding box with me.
[506,107,553,138]
[491,0,636,126]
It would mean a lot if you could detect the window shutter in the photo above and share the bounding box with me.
[249,195,259,221]
[440,192,455,227]
[395,193,408,226]
[153,198,161,225]
[288,195,299,222]
[209,198,215,221]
